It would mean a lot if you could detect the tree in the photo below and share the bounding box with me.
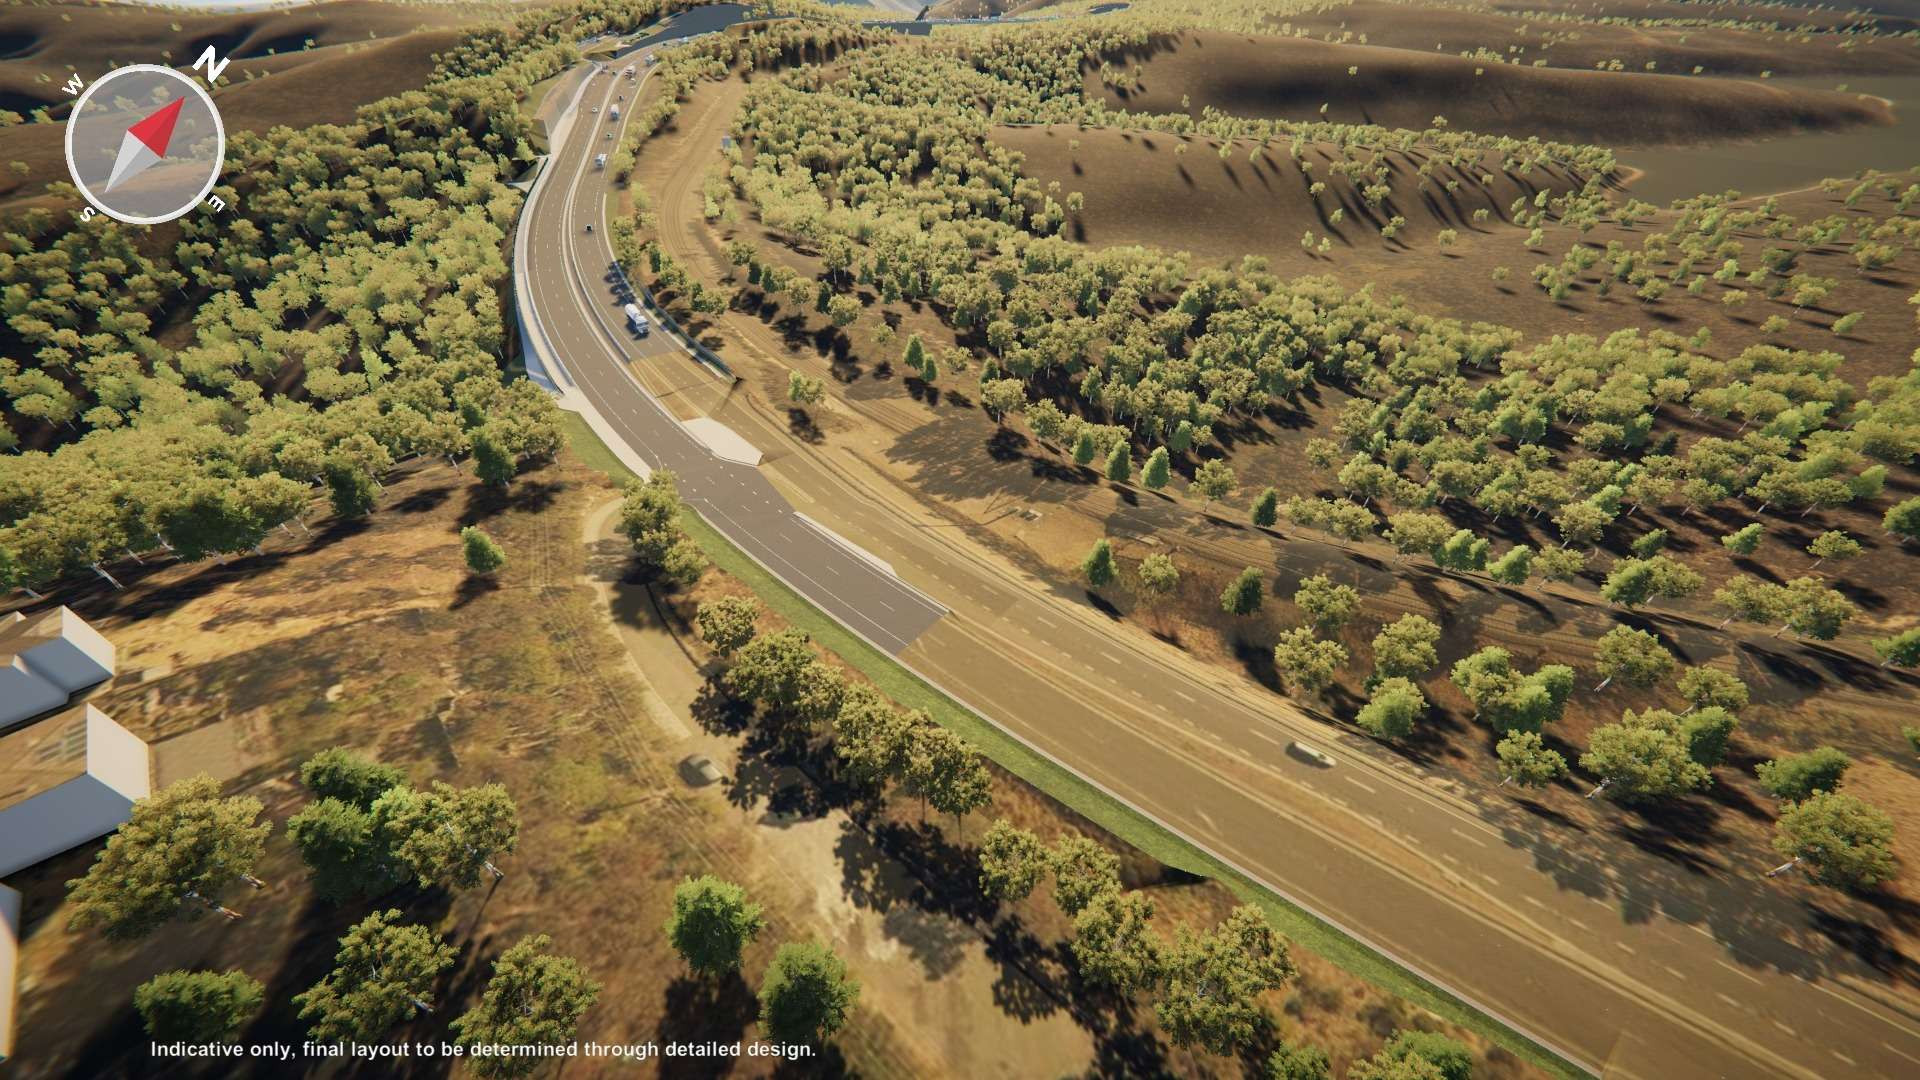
[1070,889,1163,990]
[1677,666,1748,713]
[1487,544,1534,585]
[618,472,702,584]
[1133,553,1180,608]
[978,820,1050,902]
[1593,626,1675,691]
[1372,615,1440,679]
[788,371,825,405]
[461,526,506,576]
[759,942,860,1045]
[1769,791,1897,889]
[1497,731,1568,789]
[451,936,600,1078]
[905,721,993,828]
[1713,575,1787,630]
[1081,538,1117,588]
[1051,835,1122,916]
[300,748,405,809]
[1680,706,1738,767]
[1721,522,1765,555]
[1251,487,1280,528]
[470,430,517,488]
[1072,429,1098,467]
[1221,567,1265,616]
[294,910,456,1040]
[1191,459,1238,505]
[1356,677,1425,739]
[1806,530,1860,569]
[1435,529,1490,573]
[134,970,264,1042]
[1385,512,1451,560]
[665,876,766,976]
[1142,447,1171,490]
[1534,546,1588,583]
[67,775,271,939]
[1872,628,1920,668]
[1104,442,1132,484]
[289,796,406,903]
[378,781,519,889]
[831,685,915,790]
[1778,576,1858,639]
[1756,747,1850,802]
[696,595,760,657]
[1293,574,1359,633]
[1156,906,1296,1055]
[326,459,378,516]
[1273,627,1348,693]
[1351,1031,1473,1080]
[1883,496,1920,544]
[1581,709,1712,801]
[1449,648,1574,733]
[1265,1042,1333,1080]
[725,630,832,719]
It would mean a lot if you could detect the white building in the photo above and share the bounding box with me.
[0,608,116,731]
[0,705,152,878]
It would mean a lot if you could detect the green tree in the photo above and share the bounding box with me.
[1293,574,1359,634]
[461,526,506,576]
[1070,890,1163,990]
[905,721,993,829]
[1769,791,1897,889]
[1051,835,1122,916]
[1534,546,1588,583]
[759,942,860,1045]
[695,595,761,657]
[1807,530,1861,569]
[1487,544,1534,585]
[1081,538,1117,588]
[294,910,456,1041]
[1721,522,1765,556]
[1777,576,1858,640]
[67,776,271,939]
[1356,677,1425,739]
[1072,429,1098,466]
[1156,906,1296,1055]
[1385,512,1451,560]
[451,936,602,1078]
[1104,442,1132,484]
[133,969,264,1042]
[471,429,517,488]
[978,820,1050,902]
[618,471,704,584]
[1133,553,1180,608]
[1251,487,1280,528]
[1273,627,1348,693]
[1582,709,1712,801]
[1593,625,1674,691]
[1449,648,1574,733]
[1142,447,1171,490]
[1497,730,1568,789]
[1221,567,1265,616]
[1756,747,1850,802]
[326,460,378,517]
[1677,666,1749,714]
[1265,1041,1333,1080]
[1351,1031,1474,1080]
[1886,497,1920,544]
[1372,614,1440,679]
[377,781,519,889]
[288,796,406,903]
[300,748,405,809]
[1873,628,1920,668]
[666,876,766,976]
[1191,458,1238,505]
[1630,529,1669,558]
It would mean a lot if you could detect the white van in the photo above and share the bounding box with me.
[624,303,649,336]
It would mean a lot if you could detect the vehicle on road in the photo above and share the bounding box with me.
[605,131,613,140]
[584,223,592,233]
[624,302,649,336]
[609,104,620,121]
[590,105,599,114]
[594,153,607,170]
[1288,741,1338,768]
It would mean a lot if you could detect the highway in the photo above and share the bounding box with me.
[515,25,1920,1080]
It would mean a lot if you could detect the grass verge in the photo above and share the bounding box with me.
[556,409,1586,1079]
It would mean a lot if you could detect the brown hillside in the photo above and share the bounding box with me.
[0,0,489,118]
[0,29,466,207]
[1287,0,1920,78]
[1091,30,1894,147]
[995,123,1582,258]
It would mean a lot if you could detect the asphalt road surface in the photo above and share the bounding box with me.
[517,25,1920,1080]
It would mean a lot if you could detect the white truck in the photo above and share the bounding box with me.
[594,153,607,170]
[624,303,649,336]
[608,104,620,121]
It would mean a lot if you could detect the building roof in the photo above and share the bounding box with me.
[0,706,95,816]
[0,606,115,692]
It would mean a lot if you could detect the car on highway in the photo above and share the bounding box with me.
[1288,741,1338,768]
[590,105,599,113]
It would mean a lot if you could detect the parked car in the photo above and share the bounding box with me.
[679,754,723,786]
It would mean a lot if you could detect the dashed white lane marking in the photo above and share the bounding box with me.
[1448,827,1485,848]
[1716,960,1763,986]
[1344,775,1377,795]
[1246,727,1284,747]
